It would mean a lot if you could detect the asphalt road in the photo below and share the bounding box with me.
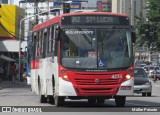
[0,80,160,112]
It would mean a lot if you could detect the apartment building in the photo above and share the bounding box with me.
[97,0,111,12]
[112,0,146,26]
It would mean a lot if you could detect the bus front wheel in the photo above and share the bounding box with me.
[54,96,65,107]
[115,96,126,107]
[48,95,55,104]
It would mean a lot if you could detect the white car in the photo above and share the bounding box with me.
[134,67,152,96]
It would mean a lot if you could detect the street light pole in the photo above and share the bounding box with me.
[18,8,62,84]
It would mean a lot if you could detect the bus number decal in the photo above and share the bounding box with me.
[112,74,122,79]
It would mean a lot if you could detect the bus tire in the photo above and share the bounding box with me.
[48,96,55,104]
[40,95,47,103]
[54,96,64,107]
[115,96,126,107]
[147,92,151,97]
[142,93,146,96]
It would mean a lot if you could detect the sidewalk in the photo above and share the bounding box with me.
[0,81,29,90]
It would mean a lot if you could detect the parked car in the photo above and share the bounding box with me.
[134,67,152,96]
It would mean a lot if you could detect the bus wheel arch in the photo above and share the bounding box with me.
[38,75,47,103]
[115,96,126,107]
[54,96,65,107]
[47,75,55,104]
[52,75,65,106]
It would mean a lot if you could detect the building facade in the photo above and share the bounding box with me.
[97,0,111,12]
[112,0,146,26]
[1,0,14,4]
[0,4,25,51]
[0,4,25,81]
[131,0,146,25]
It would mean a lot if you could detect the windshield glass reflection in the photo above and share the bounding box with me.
[60,27,133,69]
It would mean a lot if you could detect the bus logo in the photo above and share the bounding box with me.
[95,79,100,84]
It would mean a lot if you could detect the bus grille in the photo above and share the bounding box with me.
[80,88,113,96]
[74,78,120,85]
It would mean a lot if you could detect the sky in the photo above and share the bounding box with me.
[14,0,20,5]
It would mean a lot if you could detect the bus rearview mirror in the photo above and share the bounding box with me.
[131,32,136,43]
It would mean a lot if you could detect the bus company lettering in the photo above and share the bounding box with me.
[65,30,94,35]
[72,17,80,23]
[86,16,113,23]
[71,16,114,24]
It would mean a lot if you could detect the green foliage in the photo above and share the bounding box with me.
[135,0,160,50]
[146,0,160,21]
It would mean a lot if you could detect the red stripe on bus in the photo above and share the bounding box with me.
[31,59,40,69]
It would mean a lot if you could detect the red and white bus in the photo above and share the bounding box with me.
[31,12,135,107]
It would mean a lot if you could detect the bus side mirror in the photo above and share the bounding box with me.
[131,32,136,43]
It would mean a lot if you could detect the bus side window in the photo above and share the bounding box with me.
[40,30,44,56]
[32,32,37,60]
[51,26,55,52]
[47,27,54,54]
[36,31,41,57]
[42,29,47,58]
[46,28,49,54]
[54,25,59,56]
[49,27,52,53]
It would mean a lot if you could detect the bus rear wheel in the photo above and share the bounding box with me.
[115,96,126,107]
[40,95,47,103]
[38,80,47,103]
[54,96,65,107]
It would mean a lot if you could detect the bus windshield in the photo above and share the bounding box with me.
[60,27,133,70]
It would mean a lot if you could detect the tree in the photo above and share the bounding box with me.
[146,0,160,22]
[135,0,160,50]
[146,0,160,50]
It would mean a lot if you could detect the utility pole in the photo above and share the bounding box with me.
[0,0,2,8]
[34,0,39,24]
[46,0,50,20]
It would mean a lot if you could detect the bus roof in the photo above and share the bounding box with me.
[32,12,129,32]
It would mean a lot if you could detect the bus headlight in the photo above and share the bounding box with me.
[62,75,70,82]
[125,75,131,80]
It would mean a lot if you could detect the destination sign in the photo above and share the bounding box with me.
[61,15,129,25]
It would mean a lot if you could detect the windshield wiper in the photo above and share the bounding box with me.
[102,26,115,42]
[75,25,92,44]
